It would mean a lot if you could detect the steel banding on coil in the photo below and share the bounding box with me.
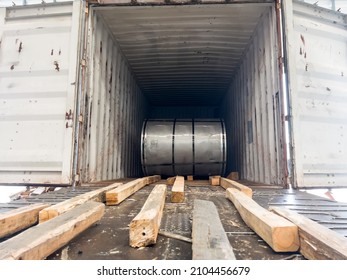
[141,119,226,177]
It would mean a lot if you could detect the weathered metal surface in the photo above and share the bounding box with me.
[141,119,226,177]
[284,1,347,187]
[1,1,71,7]
[80,10,147,182]
[222,6,283,186]
[43,183,347,260]
[297,0,347,13]
[1,179,346,259]
[0,1,81,184]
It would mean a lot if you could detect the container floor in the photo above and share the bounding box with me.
[23,180,346,260]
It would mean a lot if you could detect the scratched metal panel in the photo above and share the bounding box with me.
[222,6,284,185]
[297,0,347,14]
[0,1,81,184]
[1,1,71,7]
[288,1,347,187]
[80,10,147,182]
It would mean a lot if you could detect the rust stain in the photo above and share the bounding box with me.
[300,34,305,45]
[65,109,73,120]
[54,61,60,71]
[18,42,22,53]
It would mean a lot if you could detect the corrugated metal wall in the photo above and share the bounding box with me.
[149,106,218,119]
[80,11,148,182]
[286,1,347,187]
[222,6,284,185]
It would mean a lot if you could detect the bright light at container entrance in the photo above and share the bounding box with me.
[303,188,347,203]
[0,186,26,203]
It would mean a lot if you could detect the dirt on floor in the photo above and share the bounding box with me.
[47,181,305,260]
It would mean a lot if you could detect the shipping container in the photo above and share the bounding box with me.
[0,0,346,188]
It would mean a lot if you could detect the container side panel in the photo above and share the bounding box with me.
[81,12,147,182]
[0,2,80,184]
[222,6,283,185]
[289,2,347,187]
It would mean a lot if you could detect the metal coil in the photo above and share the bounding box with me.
[141,119,226,177]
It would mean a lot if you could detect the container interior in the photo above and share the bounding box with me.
[81,3,284,186]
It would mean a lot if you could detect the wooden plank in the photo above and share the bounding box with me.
[0,203,49,239]
[166,177,176,185]
[171,176,185,203]
[106,175,161,206]
[192,199,236,260]
[227,171,239,181]
[270,207,347,259]
[220,177,253,198]
[129,184,167,247]
[0,201,105,260]
[39,182,122,223]
[226,189,299,252]
[209,175,221,186]
[187,175,194,181]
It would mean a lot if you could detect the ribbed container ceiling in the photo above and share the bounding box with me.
[96,4,271,106]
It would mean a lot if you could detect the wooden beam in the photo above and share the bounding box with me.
[0,201,105,260]
[220,177,253,198]
[106,175,161,206]
[39,182,122,223]
[192,199,236,260]
[270,207,347,259]
[166,177,176,185]
[0,203,49,239]
[171,176,185,203]
[209,175,221,186]
[187,175,194,181]
[129,184,167,247]
[227,171,239,181]
[226,189,299,252]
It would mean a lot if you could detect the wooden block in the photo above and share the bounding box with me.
[0,203,49,238]
[0,201,105,260]
[192,199,236,260]
[106,175,161,206]
[220,177,253,198]
[171,176,185,203]
[270,207,347,259]
[226,189,299,252]
[209,175,221,186]
[129,184,167,247]
[227,172,239,181]
[166,177,176,185]
[39,182,122,223]
[187,175,194,181]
